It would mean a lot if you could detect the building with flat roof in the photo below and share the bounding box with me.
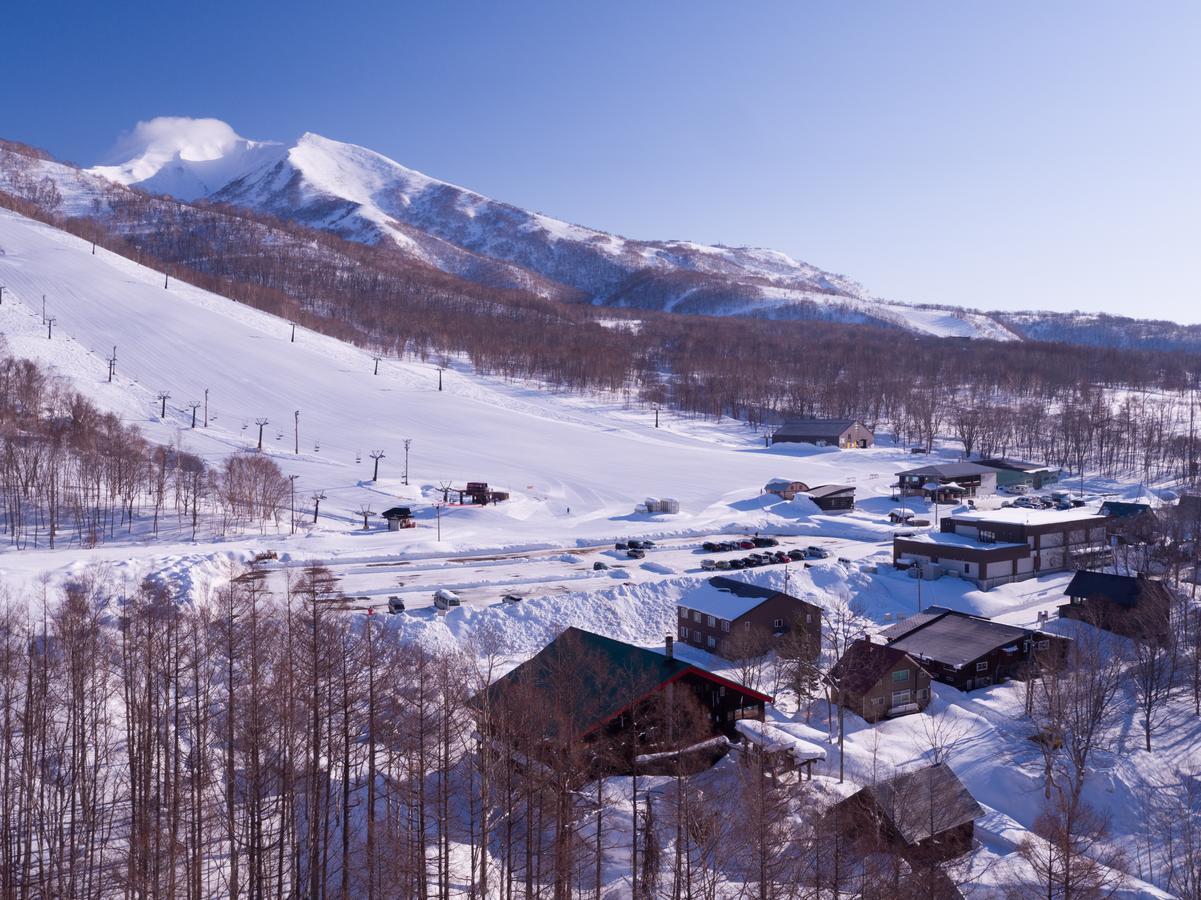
[893,507,1109,589]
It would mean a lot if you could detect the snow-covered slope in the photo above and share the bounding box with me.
[85,117,1019,339]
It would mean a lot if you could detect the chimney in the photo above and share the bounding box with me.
[665,634,674,660]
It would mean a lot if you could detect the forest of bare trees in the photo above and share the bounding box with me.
[0,353,291,548]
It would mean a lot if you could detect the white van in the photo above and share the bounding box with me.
[434,589,461,610]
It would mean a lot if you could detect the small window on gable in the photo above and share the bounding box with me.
[975,661,988,672]
[773,618,784,629]
[721,620,730,632]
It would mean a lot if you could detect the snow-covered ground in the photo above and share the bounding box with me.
[1,203,1197,896]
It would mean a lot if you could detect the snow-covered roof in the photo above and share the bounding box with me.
[680,576,782,620]
[949,506,1105,527]
[897,531,1025,551]
[735,719,826,763]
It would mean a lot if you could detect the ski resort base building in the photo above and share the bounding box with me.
[893,507,1110,590]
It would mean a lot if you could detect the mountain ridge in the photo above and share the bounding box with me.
[83,117,1020,340]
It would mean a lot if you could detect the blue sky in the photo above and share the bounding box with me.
[7,1,1199,321]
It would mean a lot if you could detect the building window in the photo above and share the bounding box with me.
[891,669,909,683]
[707,636,716,649]
[679,607,688,618]
[707,615,716,627]
[917,688,929,700]
[692,611,701,623]
[681,627,689,640]
[805,613,812,624]
[975,661,988,672]
[773,618,784,629]
[874,696,885,706]
[891,690,911,705]
[745,621,752,630]
[721,620,730,632]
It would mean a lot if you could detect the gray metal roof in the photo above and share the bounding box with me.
[885,609,1030,667]
[805,484,855,499]
[898,462,997,479]
[773,418,861,439]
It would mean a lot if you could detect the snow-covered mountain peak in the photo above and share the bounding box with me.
[91,116,284,201]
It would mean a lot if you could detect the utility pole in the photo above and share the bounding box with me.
[204,389,209,427]
[373,356,381,376]
[156,391,171,418]
[311,490,326,523]
[654,405,660,428]
[110,346,117,382]
[42,295,46,325]
[403,439,412,486]
[436,502,443,541]
[288,475,299,534]
[294,410,300,454]
[0,286,5,305]
[187,401,201,428]
[46,317,55,339]
[370,450,385,482]
[164,272,168,289]
[290,322,296,343]
[438,367,443,391]
[255,418,269,451]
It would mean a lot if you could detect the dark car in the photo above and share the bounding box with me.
[615,541,628,550]
[787,548,805,561]
[627,548,646,559]
[702,541,719,553]
[628,539,644,550]
[753,536,778,548]
[718,541,734,552]
[642,540,656,549]
[728,558,746,569]
[502,593,523,604]
[593,561,610,570]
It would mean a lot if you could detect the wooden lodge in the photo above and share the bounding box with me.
[770,418,874,448]
[804,483,855,512]
[475,627,771,775]
[678,576,821,660]
[879,607,1068,692]
[826,639,932,723]
[828,763,983,863]
[1059,570,1172,639]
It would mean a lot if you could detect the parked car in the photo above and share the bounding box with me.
[787,548,805,561]
[615,541,629,550]
[719,541,736,552]
[739,540,755,550]
[773,551,790,564]
[701,559,718,571]
[628,539,645,550]
[752,536,778,548]
[728,558,746,569]
[715,559,731,570]
[593,560,610,570]
[642,539,656,549]
[702,541,719,553]
[627,548,646,559]
[434,589,461,610]
[806,546,830,559]
[387,596,406,614]
[1002,484,1031,495]
[501,593,523,604]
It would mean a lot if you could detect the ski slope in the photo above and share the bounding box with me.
[0,206,917,554]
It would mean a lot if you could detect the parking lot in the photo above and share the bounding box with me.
[277,530,889,615]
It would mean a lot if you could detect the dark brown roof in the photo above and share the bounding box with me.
[826,639,927,696]
[883,607,1033,668]
[806,484,855,499]
[853,763,982,845]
